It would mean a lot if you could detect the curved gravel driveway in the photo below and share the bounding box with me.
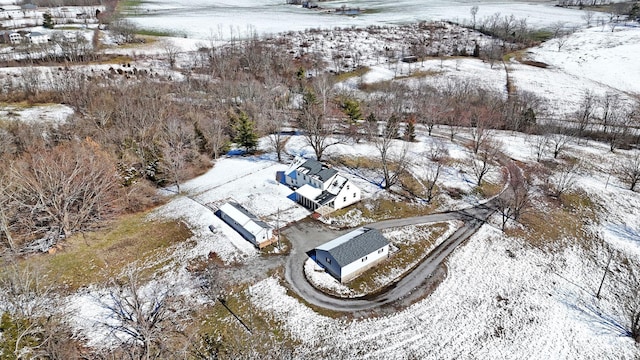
[282,204,495,313]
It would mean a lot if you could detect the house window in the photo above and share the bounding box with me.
[326,258,331,264]
[346,185,350,190]
[361,256,367,262]
[378,248,384,254]
[353,193,356,198]
[343,196,346,202]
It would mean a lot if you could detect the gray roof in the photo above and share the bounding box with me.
[228,202,270,229]
[316,191,336,205]
[317,168,338,182]
[316,228,389,268]
[300,159,338,182]
[300,158,322,174]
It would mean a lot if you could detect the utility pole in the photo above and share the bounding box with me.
[597,251,614,299]
[276,207,281,249]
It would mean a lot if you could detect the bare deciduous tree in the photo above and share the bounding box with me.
[158,118,198,193]
[582,10,595,27]
[11,139,119,247]
[0,170,17,252]
[495,162,532,231]
[0,264,81,359]
[528,134,549,162]
[546,131,572,159]
[619,153,640,191]
[550,21,572,51]
[162,41,180,69]
[546,162,579,198]
[470,137,501,186]
[109,18,138,44]
[372,115,410,189]
[469,116,494,154]
[576,91,596,138]
[470,5,479,29]
[298,76,341,161]
[263,91,291,163]
[99,268,189,360]
[423,142,448,202]
[200,112,230,160]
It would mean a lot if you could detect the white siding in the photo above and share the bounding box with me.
[341,244,390,282]
[29,35,48,44]
[332,180,361,210]
[218,203,273,247]
[316,244,390,283]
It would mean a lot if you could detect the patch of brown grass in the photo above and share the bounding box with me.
[191,280,303,355]
[476,181,503,198]
[395,69,443,79]
[509,190,599,249]
[331,154,380,170]
[357,79,395,93]
[20,212,193,292]
[329,198,436,227]
[332,66,370,82]
[348,223,450,294]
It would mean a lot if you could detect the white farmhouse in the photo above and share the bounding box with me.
[0,31,22,45]
[281,157,361,215]
[216,202,275,248]
[314,227,390,283]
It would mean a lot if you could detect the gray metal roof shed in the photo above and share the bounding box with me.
[316,228,389,268]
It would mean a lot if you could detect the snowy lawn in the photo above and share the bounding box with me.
[152,152,311,264]
[250,224,640,359]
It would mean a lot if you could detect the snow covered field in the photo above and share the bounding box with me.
[123,123,639,358]
[246,130,640,360]
[127,0,593,40]
[0,103,74,124]
[2,0,638,356]
[250,225,640,359]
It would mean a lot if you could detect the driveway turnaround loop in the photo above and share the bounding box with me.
[283,203,495,313]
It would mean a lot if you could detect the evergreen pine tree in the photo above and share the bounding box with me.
[521,107,536,130]
[230,111,258,153]
[473,42,480,58]
[341,98,362,124]
[43,12,54,29]
[193,123,210,154]
[384,115,400,139]
[405,117,416,142]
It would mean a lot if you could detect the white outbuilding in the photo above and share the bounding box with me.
[314,227,390,283]
[216,202,274,248]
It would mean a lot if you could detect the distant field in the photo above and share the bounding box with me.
[125,0,592,40]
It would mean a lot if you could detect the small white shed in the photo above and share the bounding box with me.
[216,202,274,248]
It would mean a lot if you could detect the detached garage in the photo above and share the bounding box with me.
[216,202,274,248]
[315,227,390,283]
